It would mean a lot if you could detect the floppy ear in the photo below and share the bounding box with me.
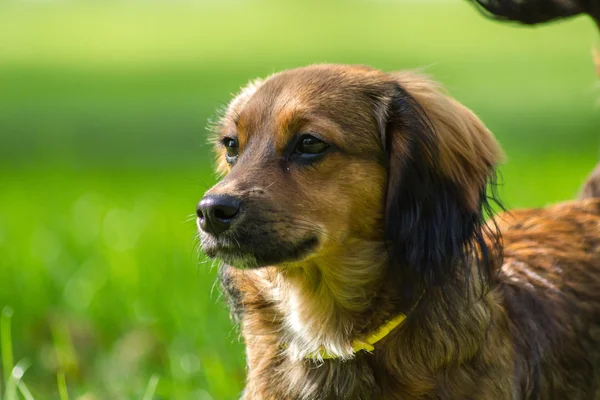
[381,72,504,305]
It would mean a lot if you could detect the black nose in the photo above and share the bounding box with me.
[197,195,241,236]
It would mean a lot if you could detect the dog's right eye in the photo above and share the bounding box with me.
[223,137,239,163]
[296,135,329,155]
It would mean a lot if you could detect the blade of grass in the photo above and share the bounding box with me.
[142,375,160,400]
[50,320,78,378]
[57,372,69,400]
[1,307,14,394]
[17,381,34,400]
[5,360,31,400]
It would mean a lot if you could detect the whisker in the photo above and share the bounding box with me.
[184,177,212,191]
[184,214,198,224]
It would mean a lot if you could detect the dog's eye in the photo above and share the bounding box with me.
[295,135,329,155]
[223,137,239,163]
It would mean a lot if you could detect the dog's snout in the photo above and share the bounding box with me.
[197,194,241,236]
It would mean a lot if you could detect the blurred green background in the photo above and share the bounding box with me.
[0,0,598,398]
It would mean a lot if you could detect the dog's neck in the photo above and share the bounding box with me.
[264,239,402,361]
[224,236,498,400]
[229,240,493,363]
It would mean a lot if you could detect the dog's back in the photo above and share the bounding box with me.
[580,163,600,199]
[467,4,600,395]
[492,164,600,398]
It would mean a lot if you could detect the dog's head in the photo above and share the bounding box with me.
[198,64,502,301]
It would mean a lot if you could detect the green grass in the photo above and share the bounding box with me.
[0,0,599,398]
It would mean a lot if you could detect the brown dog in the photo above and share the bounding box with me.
[197,64,600,399]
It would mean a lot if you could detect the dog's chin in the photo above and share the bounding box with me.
[201,235,319,270]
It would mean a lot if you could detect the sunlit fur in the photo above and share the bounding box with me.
[199,64,600,399]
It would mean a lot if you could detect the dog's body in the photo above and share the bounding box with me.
[197,64,600,399]
[220,199,600,400]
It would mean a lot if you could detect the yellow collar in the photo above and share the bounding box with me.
[306,314,407,360]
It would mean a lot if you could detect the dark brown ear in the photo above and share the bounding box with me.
[381,72,504,305]
[468,0,599,26]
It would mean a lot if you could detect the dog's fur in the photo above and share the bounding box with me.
[198,64,600,399]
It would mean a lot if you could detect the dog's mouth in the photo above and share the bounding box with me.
[201,234,319,269]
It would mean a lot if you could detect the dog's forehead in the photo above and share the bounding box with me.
[241,69,354,121]
[235,65,387,145]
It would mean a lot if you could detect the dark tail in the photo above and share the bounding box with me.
[579,163,600,199]
[467,0,600,27]
[467,1,600,198]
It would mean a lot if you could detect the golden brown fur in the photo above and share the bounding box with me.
[197,64,600,399]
